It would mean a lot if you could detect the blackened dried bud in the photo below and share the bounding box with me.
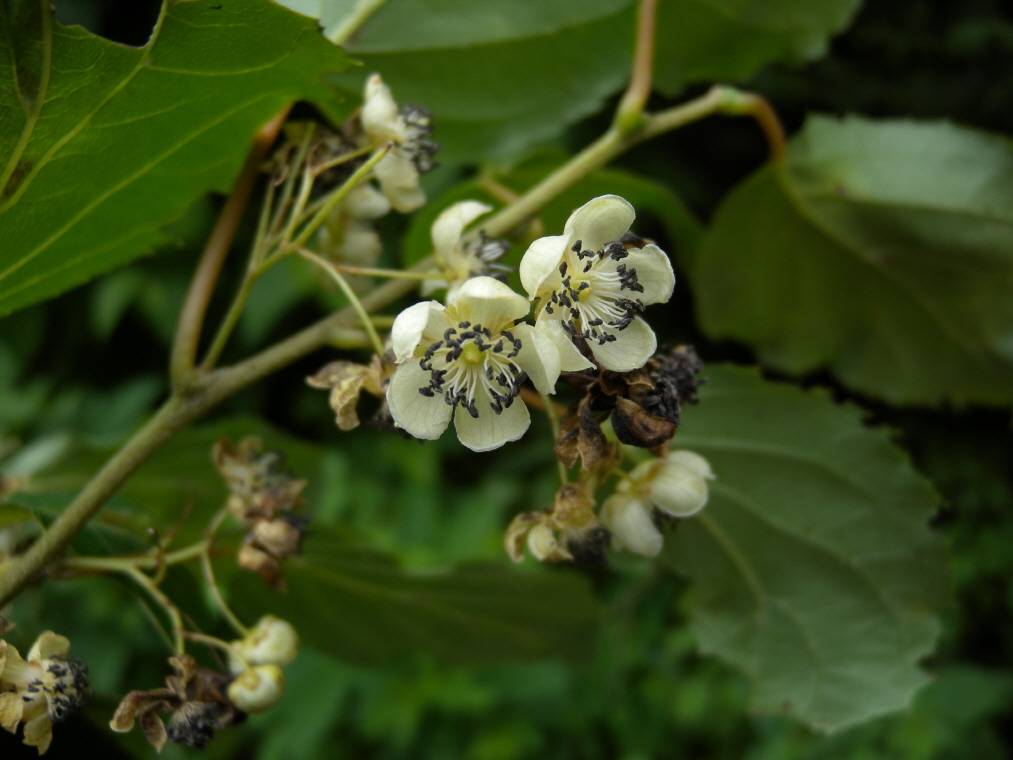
[564,524,611,567]
[166,701,224,749]
[214,437,306,523]
[609,344,704,449]
[554,394,618,474]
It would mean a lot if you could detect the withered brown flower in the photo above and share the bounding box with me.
[306,357,386,432]
[109,655,237,752]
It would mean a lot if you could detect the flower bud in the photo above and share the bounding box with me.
[227,665,284,714]
[628,450,714,518]
[600,495,663,557]
[229,616,298,675]
[526,524,563,562]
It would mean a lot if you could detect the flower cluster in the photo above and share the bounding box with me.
[213,437,307,584]
[384,193,676,452]
[1,631,88,755]
[225,615,298,714]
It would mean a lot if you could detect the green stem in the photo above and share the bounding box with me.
[124,566,185,654]
[296,248,387,356]
[201,508,248,637]
[333,265,443,281]
[614,0,658,134]
[326,0,387,43]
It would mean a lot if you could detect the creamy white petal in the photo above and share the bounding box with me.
[344,183,391,220]
[340,220,382,265]
[622,243,675,305]
[386,361,453,440]
[519,234,569,298]
[534,314,594,372]
[28,632,69,662]
[646,459,709,517]
[454,387,530,452]
[448,276,530,328]
[669,450,715,480]
[601,495,662,557]
[587,316,656,372]
[563,194,635,252]
[390,301,447,363]
[431,200,492,257]
[374,151,425,213]
[361,74,405,144]
[514,323,560,395]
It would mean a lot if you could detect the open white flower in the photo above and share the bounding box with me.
[424,200,509,294]
[361,74,437,213]
[387,277,562,452]
[519,194,675,372]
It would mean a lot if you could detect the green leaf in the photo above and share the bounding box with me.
[653,0,862,95]
[662,364,947,732]
[232,526,601,665]
[282,0,634,161]
[0,0,349,316]
[693,116,1013,405]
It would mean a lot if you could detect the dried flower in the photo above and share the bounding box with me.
[110,655,235,752]
[306,357,385,431]
[504,484,609,566]
[0,631,88,755]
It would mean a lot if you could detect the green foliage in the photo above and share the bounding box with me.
[232,526,601,665]
[653,0,862,94]
[665,365,947,731]
[0,0,349,316]
[694,116,1013,405]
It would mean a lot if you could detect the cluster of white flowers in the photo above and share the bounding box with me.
[386,194,675,452]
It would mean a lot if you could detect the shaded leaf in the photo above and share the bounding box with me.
[653,0,861,95]
[693,117,1013,405]
[0,0,350,315]
[232,526,601,665]
[662,364,947,732]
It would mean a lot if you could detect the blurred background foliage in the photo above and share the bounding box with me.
[2,0,1012,757]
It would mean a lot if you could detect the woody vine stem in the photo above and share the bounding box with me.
[0,0,784,607]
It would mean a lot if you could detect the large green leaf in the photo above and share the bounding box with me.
[693,117,1013,405]
[232,526,601,665]
[0,0,349,316]
[653,0,861,95]
[663,364,947,732]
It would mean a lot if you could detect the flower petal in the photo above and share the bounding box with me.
[622,243,675,305]
[601,495,663,557]
[0,692,24,733]
[669,450,715,480]
[448,276,529,328]
[344,184,391,220]
[563,194,635,252]
[386,361,453,440]
[519,234,568,298]
[454,388,531,452]
[22,713,52,754]
[587,316,656,372]
[535,314,594,372]
[28,632,69,662]
[431,200,492,256]
[374,151,425,213]
[390,300,447,363]
[361,74,405,144]
[513,323,560,395]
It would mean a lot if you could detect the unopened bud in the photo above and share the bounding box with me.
[626,450,715,518]
[601,495,663,557]
[227,665,284,714]
[526,524,561,562]
[229,616,299,675]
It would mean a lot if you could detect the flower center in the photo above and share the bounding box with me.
[417,322,526,418]
[542,240,646,346]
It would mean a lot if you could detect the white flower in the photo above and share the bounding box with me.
[228,616,299,676]
[600,495,663,557]
[519,194,675,372]
[424,200,509,295]
[1,632,87,755]
[387,277,563,452]
[360,74,437,213]
[227,665,284,714]
[318,184,390,267]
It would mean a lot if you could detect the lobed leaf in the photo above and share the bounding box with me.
[663,364,948,732]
